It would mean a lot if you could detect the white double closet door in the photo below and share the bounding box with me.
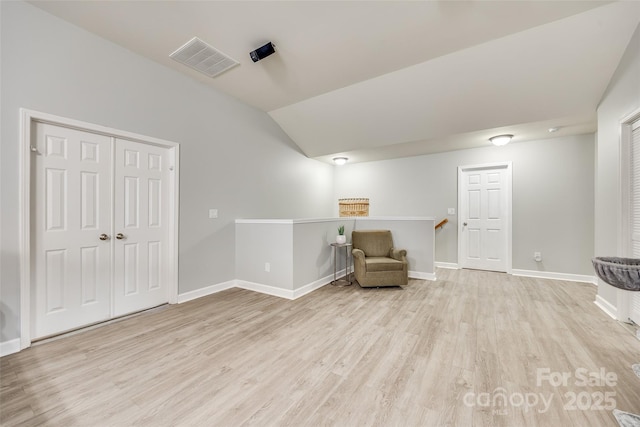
[32,122,170,339]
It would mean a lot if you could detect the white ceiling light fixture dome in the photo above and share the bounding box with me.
[333,157,348,165]
[489,134,513,146]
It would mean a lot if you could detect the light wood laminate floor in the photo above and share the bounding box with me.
[2,269,640,426]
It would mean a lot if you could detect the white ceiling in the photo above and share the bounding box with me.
[30,1,640,164]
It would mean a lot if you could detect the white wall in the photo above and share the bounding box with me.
[335,134,595,276]
[0,1,334,343]
[292,219,357,289]
[235,218,357,294]
[595,24,640,310]
[236,222,294,290]
[236,217,435,297]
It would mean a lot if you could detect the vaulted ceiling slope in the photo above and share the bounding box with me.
[30,1,640,164]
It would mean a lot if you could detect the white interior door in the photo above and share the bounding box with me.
[458,163,512,272]
[113,139,170,317]
[32,122,112,339]
[31,123,172,339]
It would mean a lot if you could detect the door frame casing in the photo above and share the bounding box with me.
[457,161,513,273]
[618,106,640,322]
[19,108,180,350]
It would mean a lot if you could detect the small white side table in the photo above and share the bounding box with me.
[330,242,352,286]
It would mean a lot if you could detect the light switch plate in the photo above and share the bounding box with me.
[209,209,218,219]
[448,208,456,215]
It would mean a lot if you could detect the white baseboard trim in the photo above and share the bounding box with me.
[292,272,337,299]
[511,269,597,285]
[409,271,437,281]
[177,280,236,303]
[236,280,295,300]
[179,272,345,305]
[434,262,459,270]
[0,338,21,357]
[594,295,618,320]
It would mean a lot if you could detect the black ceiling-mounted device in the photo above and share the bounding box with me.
[250,42,276,62]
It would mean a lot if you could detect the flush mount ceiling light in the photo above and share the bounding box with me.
[548,127,561,133]
[333,157,348,165]
[489,134,513,146]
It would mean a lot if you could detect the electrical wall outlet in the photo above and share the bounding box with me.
[534,252,542,262]
[208,209,218,219]
[265,262,270,272]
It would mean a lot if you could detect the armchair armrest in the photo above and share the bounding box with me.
[390,247,407,262]
[352,248,366,272]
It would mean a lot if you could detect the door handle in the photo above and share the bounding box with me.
[99,233,110,241]
[116,233,126,240]
[463,222,468,226]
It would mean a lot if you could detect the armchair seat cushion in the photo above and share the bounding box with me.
[365,257,405,272]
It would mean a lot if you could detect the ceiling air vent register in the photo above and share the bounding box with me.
[170,37,239,78]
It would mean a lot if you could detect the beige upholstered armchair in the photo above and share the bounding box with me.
[351,230,408,287]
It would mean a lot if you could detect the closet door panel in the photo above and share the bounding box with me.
[32,122,112,339]
[113,139,169,316]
